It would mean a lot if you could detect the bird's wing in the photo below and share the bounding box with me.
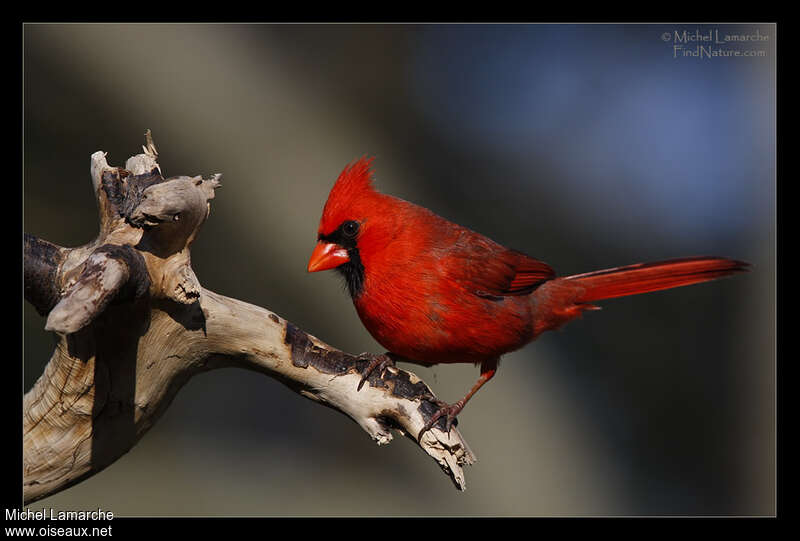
[441,228,555,298]
[503,251,557,295]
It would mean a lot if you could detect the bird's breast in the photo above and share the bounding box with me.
[353,271,534,365]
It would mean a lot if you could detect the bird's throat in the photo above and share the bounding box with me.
[336,248,365,299]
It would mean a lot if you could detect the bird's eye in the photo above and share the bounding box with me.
[342,220,360,238]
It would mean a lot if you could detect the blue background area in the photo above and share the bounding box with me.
[410,24,773,240]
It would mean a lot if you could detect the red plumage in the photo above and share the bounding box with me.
[309,157,749,437]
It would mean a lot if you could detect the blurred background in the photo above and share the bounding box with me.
[23,23,775,516]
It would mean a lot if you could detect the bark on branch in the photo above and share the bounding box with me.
[22,132,475,505]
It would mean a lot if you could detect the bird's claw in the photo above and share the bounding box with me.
[356,353,395,391]
[417,398,465,441]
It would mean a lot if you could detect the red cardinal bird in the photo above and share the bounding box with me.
[307,157,748,438]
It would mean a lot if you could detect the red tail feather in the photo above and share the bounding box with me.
[563,256,749,303]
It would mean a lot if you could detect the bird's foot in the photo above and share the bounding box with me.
[417,395,465,440]
[356,353,395,391]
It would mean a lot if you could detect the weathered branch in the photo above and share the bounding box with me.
[22,133,475,505]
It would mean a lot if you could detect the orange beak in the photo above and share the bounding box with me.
[307,241,350,272]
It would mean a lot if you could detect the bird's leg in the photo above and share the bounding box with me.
[356,352,396,391]
[418,360,498,440]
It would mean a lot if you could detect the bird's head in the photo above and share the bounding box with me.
[308,156,387,298]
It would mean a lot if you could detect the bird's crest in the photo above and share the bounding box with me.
[319,156,378,236]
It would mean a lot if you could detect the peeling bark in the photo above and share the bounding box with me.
[23,132,475,504]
